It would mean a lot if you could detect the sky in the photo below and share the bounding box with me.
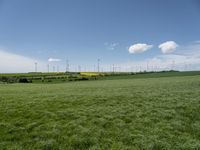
[0,0,200,72]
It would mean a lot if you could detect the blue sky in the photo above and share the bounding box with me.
[0,0,200,72]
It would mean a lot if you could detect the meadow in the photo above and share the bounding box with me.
[0,73,200,149]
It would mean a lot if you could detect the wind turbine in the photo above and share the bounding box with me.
[35,62,38,72]
[97,59,100,72]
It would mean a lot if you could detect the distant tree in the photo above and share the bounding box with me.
[18,78,29,83]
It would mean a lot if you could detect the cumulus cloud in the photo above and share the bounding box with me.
[159,41,178,54]
[0,50,45,73]
[48,58,61,62]
[128,43,153,54]
[113,42,200,72]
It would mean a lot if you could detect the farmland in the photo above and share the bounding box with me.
[1,71,200,84]
[0,72,200,149]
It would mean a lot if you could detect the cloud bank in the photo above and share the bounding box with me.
[129,43,153,54]
[159,41,178,54]
[0,50,46,73]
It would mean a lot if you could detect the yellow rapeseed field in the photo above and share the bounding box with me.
[80,72,103,76]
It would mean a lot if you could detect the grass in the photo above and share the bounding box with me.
[0,74,200,149]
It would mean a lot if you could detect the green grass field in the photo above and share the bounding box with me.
[0,74,200,149]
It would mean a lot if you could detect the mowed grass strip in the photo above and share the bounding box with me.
[0,75,200,150]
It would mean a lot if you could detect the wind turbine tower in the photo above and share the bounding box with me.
[35,62,38,72]
[47,64,49,73]
[97,59,100,72]
[66,59,69,72]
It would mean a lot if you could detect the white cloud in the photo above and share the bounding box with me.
[159,41,178,54]
[48,58,61,62]
[0,50,46,73]
[128,43,153,54]
[102,42,200,72]
[105,42,119,50]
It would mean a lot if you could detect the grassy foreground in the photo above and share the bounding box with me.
[0,75,200,149]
